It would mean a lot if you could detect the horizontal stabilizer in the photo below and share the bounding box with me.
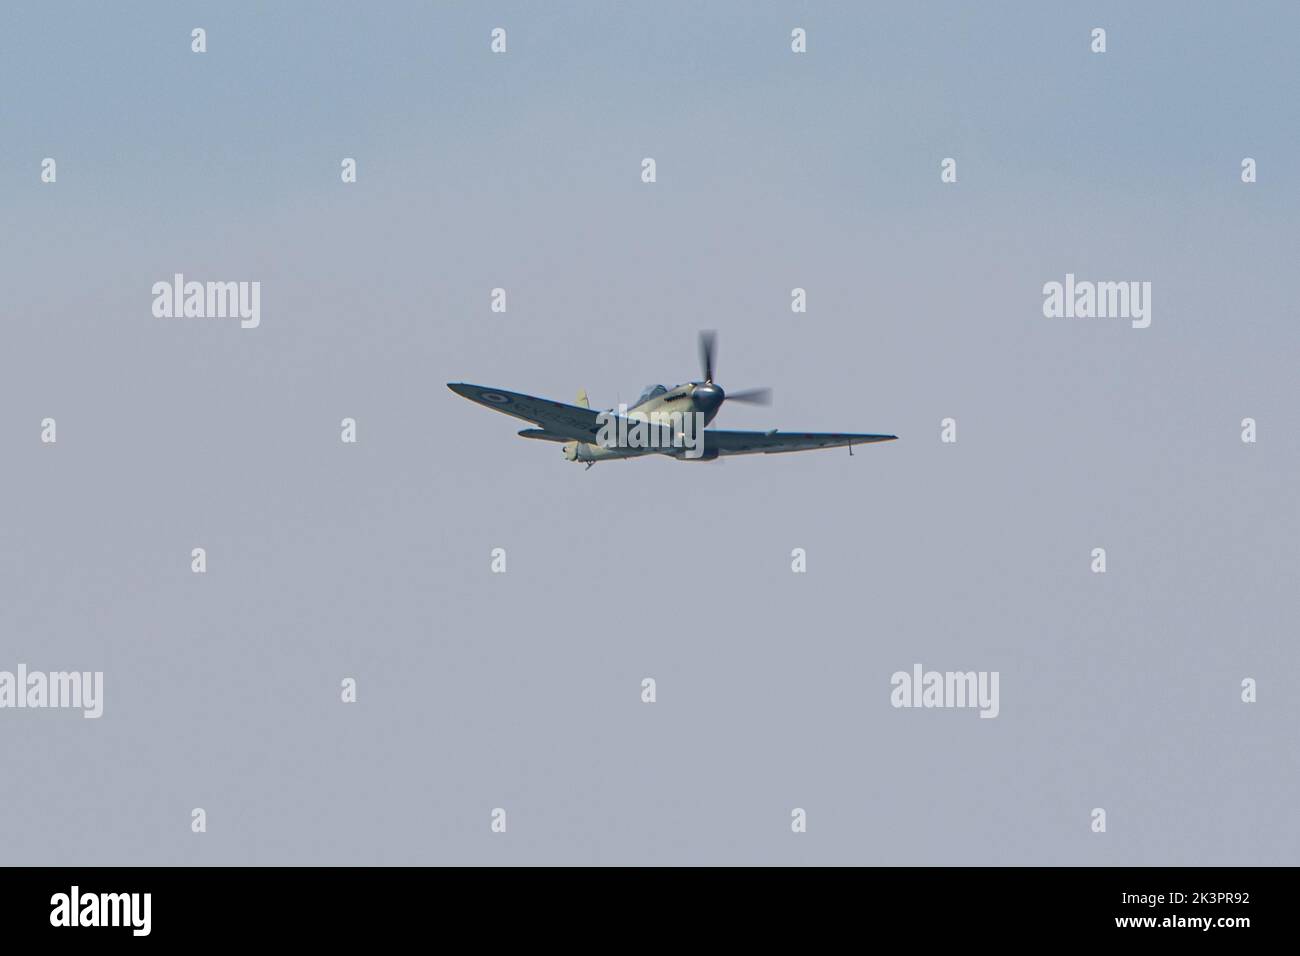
[517,428,571,444]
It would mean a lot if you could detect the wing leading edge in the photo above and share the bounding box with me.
[705,429,897,456]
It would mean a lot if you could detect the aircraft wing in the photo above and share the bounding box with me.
[448,383,605,442]
[706,429,897,456]
[516,428,571,443]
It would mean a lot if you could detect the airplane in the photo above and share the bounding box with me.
[448,332,898,467]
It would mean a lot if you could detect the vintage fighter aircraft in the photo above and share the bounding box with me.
[448,332,897,467]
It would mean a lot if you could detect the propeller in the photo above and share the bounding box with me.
[725,387,772,406]
[699,330,716,383]
[694,331,772,411]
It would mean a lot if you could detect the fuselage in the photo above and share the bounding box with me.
[563,382,722,463]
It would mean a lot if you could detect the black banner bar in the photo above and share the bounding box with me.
[0,866,1280,942]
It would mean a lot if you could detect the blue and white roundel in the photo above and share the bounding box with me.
[480,391,511,405]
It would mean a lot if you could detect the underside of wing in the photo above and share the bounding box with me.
[706,429,898,456]
[516,428,572,444]
[448,383,605,442]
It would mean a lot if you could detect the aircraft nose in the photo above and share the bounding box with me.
[693,383,725,414]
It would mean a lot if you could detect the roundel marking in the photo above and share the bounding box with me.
[480,391,511,405]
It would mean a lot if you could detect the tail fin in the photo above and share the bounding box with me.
[576,389,590,408]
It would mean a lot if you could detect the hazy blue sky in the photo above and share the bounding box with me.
[1,1,1296,864]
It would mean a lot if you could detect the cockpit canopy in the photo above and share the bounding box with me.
[632,384,668,408]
